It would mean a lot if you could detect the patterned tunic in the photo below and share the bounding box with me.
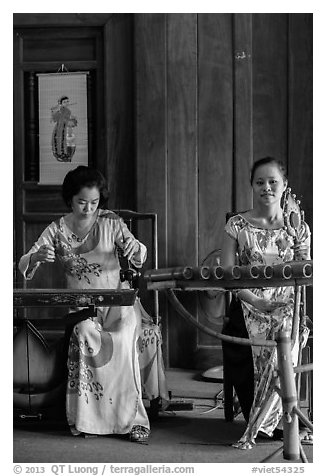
[225,214,311,449]
[19,209,168,435]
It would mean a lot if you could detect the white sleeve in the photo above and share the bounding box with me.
[18,222,58,280]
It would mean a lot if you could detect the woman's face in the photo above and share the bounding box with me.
[251,163,287,206]
[71,186,100,219]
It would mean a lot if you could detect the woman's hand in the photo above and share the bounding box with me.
[34,244,56,264]
[122,237,140,260]
[292,242,310,261]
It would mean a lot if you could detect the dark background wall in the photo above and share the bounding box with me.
[13,13,313,370]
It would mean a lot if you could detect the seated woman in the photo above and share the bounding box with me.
[221,157,311,449]
[19,165,167,443]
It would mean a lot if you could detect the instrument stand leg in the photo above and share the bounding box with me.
[299,443,309,463]
[277,331,300,461]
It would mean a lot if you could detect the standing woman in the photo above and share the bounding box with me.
[221,157,311,450]
[19,166,156,442]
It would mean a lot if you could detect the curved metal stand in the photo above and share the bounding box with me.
[165,288,276,347]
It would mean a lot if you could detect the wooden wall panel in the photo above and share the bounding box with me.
[252,14,288,162]
[24,187,67,213]
[13,13,113,28]
[166,14,198,367]
[288,13,313,231]
[134,14,169,359]
[167,13,198,266]
[198,13,233,262]
[23,36,96,62]
[233,14,254,212]
[103,14,135,210]
[135,14,167,260]
[197,14,233,353]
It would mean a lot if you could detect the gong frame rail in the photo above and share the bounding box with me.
[13,288,137,310]
[147,277,312,291]
[144,261,313,289]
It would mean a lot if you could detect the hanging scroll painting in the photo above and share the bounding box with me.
[37,72,88,184]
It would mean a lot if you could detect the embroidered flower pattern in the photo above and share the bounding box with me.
[59,253,102,284]
[54,233,102,284]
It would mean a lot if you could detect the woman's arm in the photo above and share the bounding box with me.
[220,230,288,311]
[220,231,258,305]
[220,230,237,268]
[115,219,147,267]
[18,224,56,280]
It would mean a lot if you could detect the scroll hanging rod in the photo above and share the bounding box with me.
[57,63,69,73]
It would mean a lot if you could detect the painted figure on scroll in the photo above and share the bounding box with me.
[51,96,78,162]
[221,157,311,449]
[19,166,168,442]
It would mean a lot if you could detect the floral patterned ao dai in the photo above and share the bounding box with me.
[19,209,168,435]
[225,214,311,449]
